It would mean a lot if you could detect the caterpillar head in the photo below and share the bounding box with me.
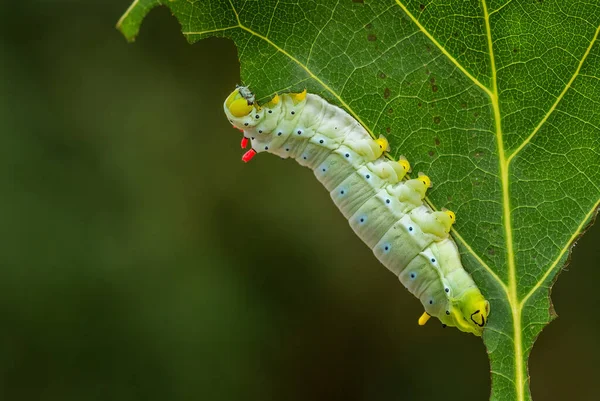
[225,86,255,118]
[451,289,490,336]
[225,87,282,133]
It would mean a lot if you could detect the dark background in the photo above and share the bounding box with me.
[1,1,599,400]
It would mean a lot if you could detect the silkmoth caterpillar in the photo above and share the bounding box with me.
[224,86,490,336]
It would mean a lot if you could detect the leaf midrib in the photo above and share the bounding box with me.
[479,2,525,399]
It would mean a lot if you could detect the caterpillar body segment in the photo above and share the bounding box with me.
[224,87,490,336]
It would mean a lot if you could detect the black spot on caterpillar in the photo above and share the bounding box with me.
[224,87,489,336]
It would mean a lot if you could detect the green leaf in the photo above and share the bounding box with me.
[118,1,600,400]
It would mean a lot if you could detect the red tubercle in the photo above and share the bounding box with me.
[242,149,257,163]
[241,137,249,149]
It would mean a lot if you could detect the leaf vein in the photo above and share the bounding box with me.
[393,1,492,98]
[506,23,600,164]
[519,199,600,308]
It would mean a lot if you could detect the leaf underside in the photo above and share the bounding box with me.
[118,1,600,400]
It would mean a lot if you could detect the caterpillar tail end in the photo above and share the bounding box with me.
[418,312,431,326]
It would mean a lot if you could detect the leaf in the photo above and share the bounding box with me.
[117,1,600,400]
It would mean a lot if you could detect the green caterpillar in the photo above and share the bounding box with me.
[224,86,490,336]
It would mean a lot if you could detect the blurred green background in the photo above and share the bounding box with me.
[1,1,599,400]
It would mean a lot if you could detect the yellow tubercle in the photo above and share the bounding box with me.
[293,89,307,103]
[418,172,432,189]
[443,208,456,224]
[398,156,411,173]
[228,98,254,118]
[375,135,390,152]
[268,93,280,106]
[418,312,431,326]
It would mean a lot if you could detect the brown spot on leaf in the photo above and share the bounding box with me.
[367,33,377,41]
[379,72,386,79]
[366,23,373,29]
[419,4,425,10]
[385,127,391,133]
[417,102,422,108]
[474,151,484,158]
[433,116,441,124]
[384,87,391,99]
[461,102,467,108]
[434,137,440,146]
[388,108,393,114]
[430,77,435,84]
[488,247,495,256]
[428,150,435,157]
[432,85,438,92]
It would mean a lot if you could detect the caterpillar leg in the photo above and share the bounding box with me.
[352,136,388,160]
[242,149,257,163]
[410,209,455,238]
[418,311,431,326]
[368,158,410,183]
[388,177,430,207]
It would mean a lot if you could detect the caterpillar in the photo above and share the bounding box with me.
[224,86,490,336]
